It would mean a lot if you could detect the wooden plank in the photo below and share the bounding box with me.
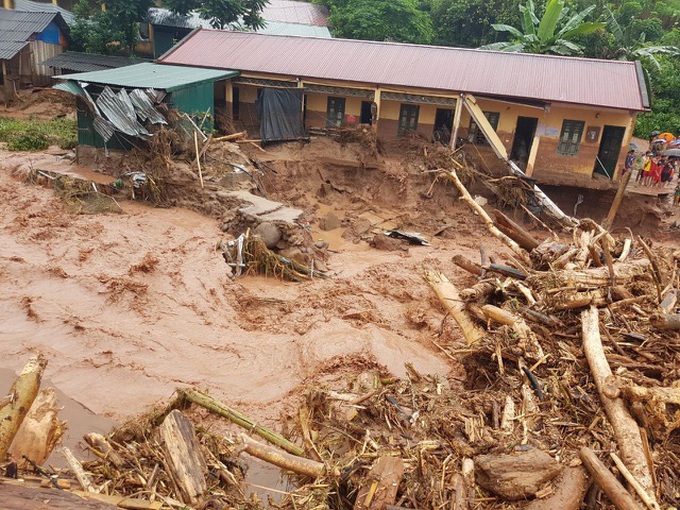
[0,481,117,510]
[157,410,207,506]
[354,456,405,510]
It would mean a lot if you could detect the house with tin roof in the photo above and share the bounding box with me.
[139,0,330,59]
[159,30,649,185]
[0,9,69,94]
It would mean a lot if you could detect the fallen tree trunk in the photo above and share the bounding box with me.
[239,433,328,478]
[492,209,540,251]
[0,354,48,460]
[424,270,485,345]
[581,307,657,501]
[527,259,651,290]
[0,481,118,510]
[649,313,680,331]
[179,388,304,456]
[579,447,642,510]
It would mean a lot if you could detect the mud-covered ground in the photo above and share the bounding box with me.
[1,92,678,453]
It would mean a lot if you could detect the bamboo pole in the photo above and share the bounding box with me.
[60,446,96,493]
[0,354,47,460]
[447,170,532,265]
[423,270,485,345]
[193,131,204,189]
[239,434,328,478]
[581,307,657,501]
[178,388,304,456]
[579,448,642,510]
[213,131,246,142]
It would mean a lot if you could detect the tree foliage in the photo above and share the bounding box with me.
[430,0,520,47]
[318,0,433,44]
[480,0,605,55]
[164,0,269,30]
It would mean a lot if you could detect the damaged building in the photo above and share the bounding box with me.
[157,30,649,186]
[54,62,238,148]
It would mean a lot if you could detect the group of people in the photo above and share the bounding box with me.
[622,137,680,206]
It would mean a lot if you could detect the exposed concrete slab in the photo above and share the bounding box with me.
[229,190,303,224]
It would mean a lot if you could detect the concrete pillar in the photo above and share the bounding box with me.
[226,80,233,118]
[3,0,14,9]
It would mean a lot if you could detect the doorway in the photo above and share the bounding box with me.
[326,97,345,127]
[360,101,372,124]
[510,116,538,167]
[594,125,626,179]
[433,108,454,144]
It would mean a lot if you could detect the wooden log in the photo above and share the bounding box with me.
[525,466,591,510]
[545,288,609,311]
[0,354,48,460]
[450,473,467,510]
[649,313,680,331]
[193,131,204,189]
[527,259,651,290]
[475,448,562,500]
[581,307,657,501]
[0,481,118,510]
[157,410,207,505]
[659,290,677,314]
[83,433,124,469]
[482,305,544,360]
[354,456,405,510]
[579,447,642,510]
[213,131,246,142]
[423,270,485,345]
[492,209,540,251]
[602,170,633,230]
[447,170,531,264]
[179,388,304,456]
[452,254,482,276]
[7,388,66,468]
[239,433,328,478]
[486,263,528,280]
[610,452,661,510]
[60,446,95,493]
[460,281,496,302]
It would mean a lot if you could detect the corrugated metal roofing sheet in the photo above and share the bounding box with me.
[148,8,213,30]
[0,9,65,41]
[0,40,27,59]
[13,0,74,25]
[42,51,145,73]
[259,20,331,38]
[58,63,239,92]
[261,0,328,26]
[161,30,647,111]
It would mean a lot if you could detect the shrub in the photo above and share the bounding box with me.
[7,130,50,151]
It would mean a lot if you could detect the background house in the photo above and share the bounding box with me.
[42,51,145,74]
[0,9,69,95]
[159,30,649,185]
[141,0,331,58]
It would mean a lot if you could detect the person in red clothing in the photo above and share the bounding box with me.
[650,157,663,187]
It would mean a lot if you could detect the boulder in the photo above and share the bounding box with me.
[254,222,282,249]
[319,211,341,231]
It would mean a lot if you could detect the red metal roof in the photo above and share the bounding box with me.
[261,0,328,27]
[160,30,648,111]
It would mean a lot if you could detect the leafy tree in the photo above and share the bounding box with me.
[104,0,154,54]
[70,0,126,55]
[430,0,521,48]
[163,0,269,30]
[323,0,433,44]
[480,0,605,55]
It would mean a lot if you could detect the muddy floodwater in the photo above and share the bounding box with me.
[0,160,463,430]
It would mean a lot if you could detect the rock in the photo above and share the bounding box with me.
[370,235,408,252]
[313,259,328,272]
[319,211,341,231]
[253,222,282,249]
[279,247,307,265]
[315,241,329,250]
[475,448,563,500]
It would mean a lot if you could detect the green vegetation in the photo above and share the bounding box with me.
[0,117,77,151]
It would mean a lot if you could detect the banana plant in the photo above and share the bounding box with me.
[480,0,605,55]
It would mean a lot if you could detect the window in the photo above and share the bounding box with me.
[557,120,585,156]
[139,23,150,41]
[326,97,346,128]
[468,111,500,145]
[398,104,419,135]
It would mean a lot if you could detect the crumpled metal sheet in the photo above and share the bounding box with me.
[129,88,167,125]
[95,86,150,138]
[93,116,116,143]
